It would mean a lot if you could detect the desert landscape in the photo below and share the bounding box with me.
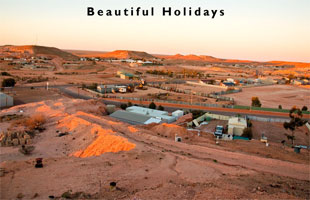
[0,44,309,199]
[0,98,309,199]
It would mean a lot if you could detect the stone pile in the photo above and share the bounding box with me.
[0,131,32,147]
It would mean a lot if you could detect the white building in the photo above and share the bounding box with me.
[0,92,13,108]
[172,110,184,119]
[228,117,247,136]
[126,106,176,123]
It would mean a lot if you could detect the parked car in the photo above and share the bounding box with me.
[214,125,224,136]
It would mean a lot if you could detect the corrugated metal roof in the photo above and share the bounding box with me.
[110,110,153,125]
[126,106,176,123]
[126,106,168,116]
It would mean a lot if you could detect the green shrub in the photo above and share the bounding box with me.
[2,78,16,87]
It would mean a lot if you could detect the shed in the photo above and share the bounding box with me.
[172,110,184,119]
[0,92,13,108]
[97,85,116,93]
[228,117,247,136]
[110,110,161,125]
[126,106,176,123]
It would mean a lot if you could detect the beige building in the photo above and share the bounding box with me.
[228,117,247,136]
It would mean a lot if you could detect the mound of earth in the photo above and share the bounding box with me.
[151,123,194,139]
[88,50,157,60]
[172,113,193,125]
[0,99,135,159]
[0,99,309,199]
[0,45,79,60]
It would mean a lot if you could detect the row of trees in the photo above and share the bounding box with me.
[120,102,164,111]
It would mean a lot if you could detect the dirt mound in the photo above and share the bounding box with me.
[0,45,79,60]
[1,99,135,158]
[172,113,193,125]
[89,50,157,60]
[64,99,107,116]
[72,127,135,158]
[151,123,190,138]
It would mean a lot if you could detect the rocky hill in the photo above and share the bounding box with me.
[0,45,79,60]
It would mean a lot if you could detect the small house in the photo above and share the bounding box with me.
[97,85,117,93]
[228,117,247,136]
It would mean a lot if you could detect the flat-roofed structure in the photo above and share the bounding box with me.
[110,110,161,125]
[126,106,176,123]
[228,117,247,136]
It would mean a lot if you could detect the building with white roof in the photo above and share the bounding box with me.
[228,117,247,136]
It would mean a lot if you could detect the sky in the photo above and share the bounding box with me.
[1,0,310,62]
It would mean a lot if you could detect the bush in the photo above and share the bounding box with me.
[2,78,16,87]
[242,128,253,139]
[1,72,11,76]
[120,104,127,110]
[127,102,133,107]
[251,97,262,107]
[149,102,156,109]
[190,110,205,119]
[86,83,98,90]
[158,105,164,111]
[11,114,46,131]
[302,106,308,111]
[25,114,46,130]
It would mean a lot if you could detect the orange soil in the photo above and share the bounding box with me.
[73,127,135,158]
[3,99,136,158]
[162,123,180,128]
[128,126,138,133]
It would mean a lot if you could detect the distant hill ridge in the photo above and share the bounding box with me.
[2,45,309,67]
[0,45,79,60]
[159,53,310,67]
[76,50,157,60]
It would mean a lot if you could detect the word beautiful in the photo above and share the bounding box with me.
[87,7,225,18]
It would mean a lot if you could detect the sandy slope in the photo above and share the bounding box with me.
[0,99,309,199]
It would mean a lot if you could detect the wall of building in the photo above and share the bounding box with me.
[0,93,14,108]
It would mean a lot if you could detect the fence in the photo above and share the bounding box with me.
[247,115,289,123]
[187,112,289,127]
[85,88,310,116]
[233,105,310,115]
[147,83,240,103]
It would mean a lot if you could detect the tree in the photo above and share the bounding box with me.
[278,105,282,109]
[2,78,16,87]
[251,97,262,107]
[158,105,164,111]
[120,104,127,110]
[302,106,308,111]
[283,107,307,146]
[242,128,253,139]
[127,102,133,107]
[127,84,135,93]
[149,102,156,109]
[0,72,11,76]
